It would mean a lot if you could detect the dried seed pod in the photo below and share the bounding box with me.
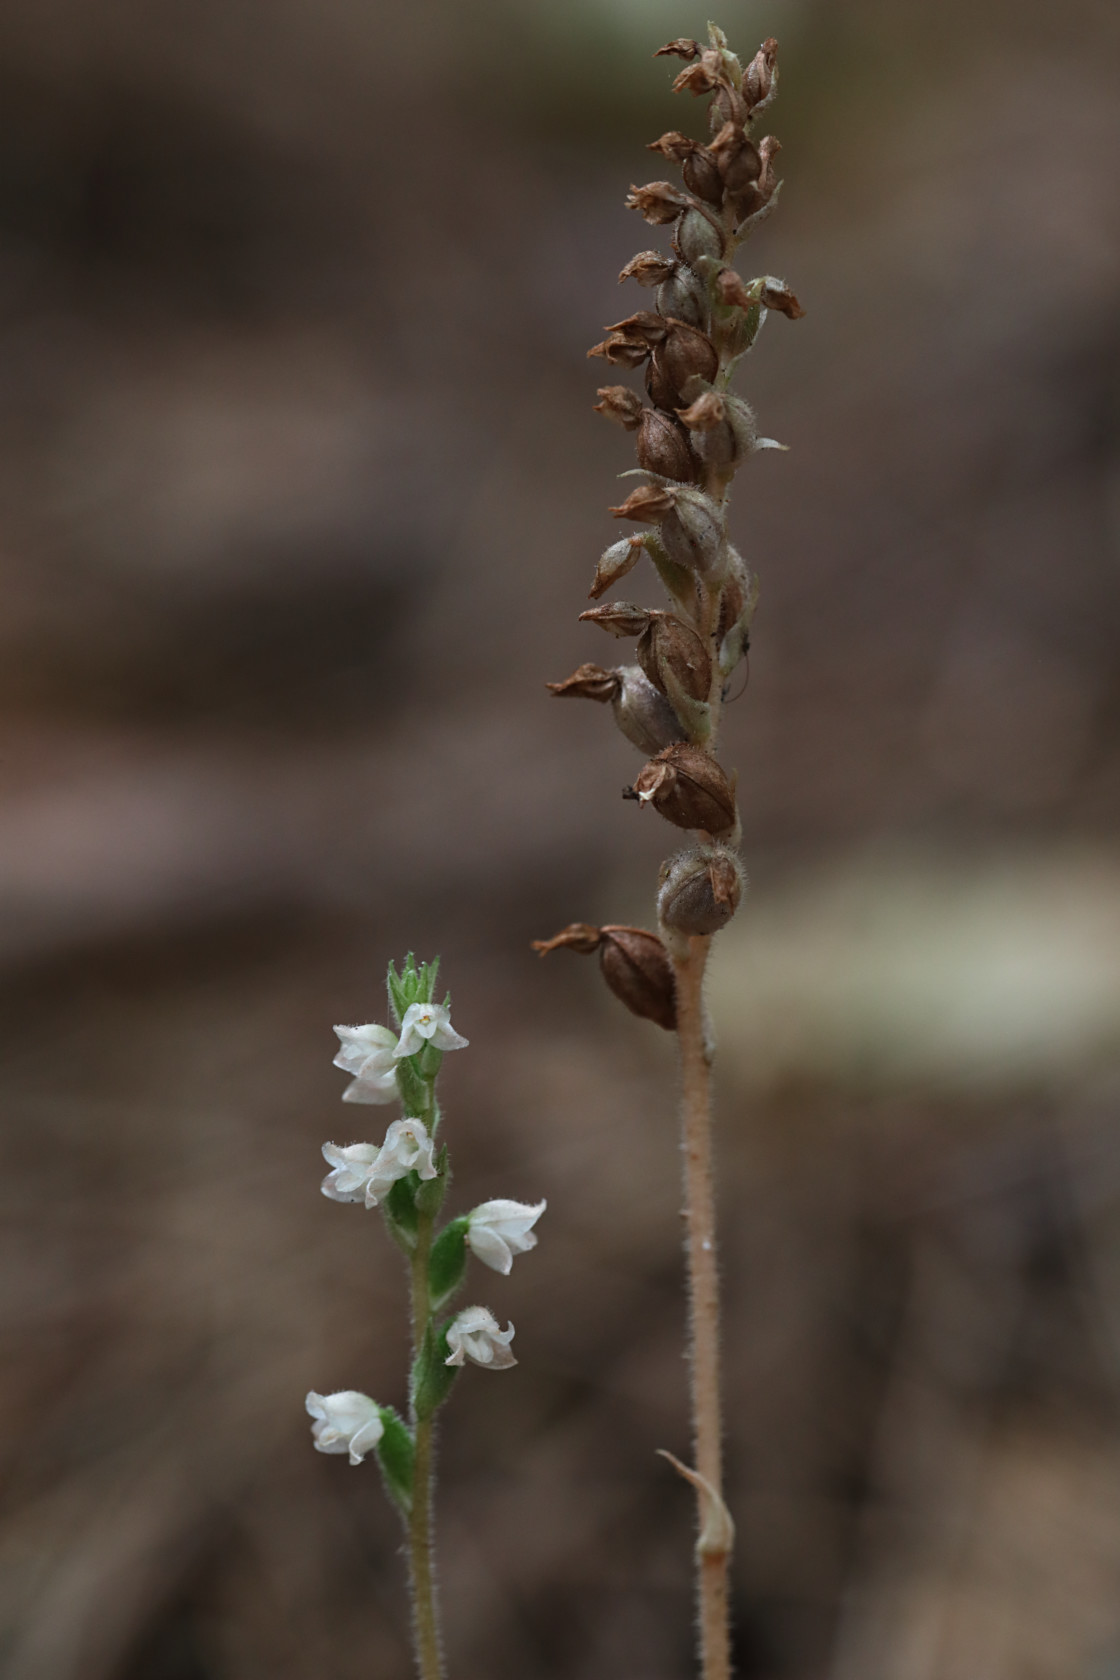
[676,390,737,469]
[531,923,677,1032]
[636,613,711,702]
[611,664,687,754]
[658,845,745,936]
[546,662,621,703]
[626,181,692,225]
[647,321,719,412]
[588,533,647,599]
[708,123,762,193]
[626,743,737,835]
[636,408,696,482]
[578,600,652,638]
[742,37,779,115]
[657,487,727,579]
[593,385,644,429]
[656,264,706,328]
[673,207,724,267]
[618,250,678,287]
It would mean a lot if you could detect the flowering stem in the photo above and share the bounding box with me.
[408,1206,444,1680]
[674,932,731,1680]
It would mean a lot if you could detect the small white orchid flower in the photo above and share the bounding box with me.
[394,1001,469,1058]
[321,1141,380,1203]
[466,1199,546,1275]
[305,1390,384,1465]
[333,1022,399,1104]
[365,1118,438,1207]
[444,1306,517,1370]
[321,1119,438,1208]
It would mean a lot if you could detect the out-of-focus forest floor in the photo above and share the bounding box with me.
[1,2,1119,1676]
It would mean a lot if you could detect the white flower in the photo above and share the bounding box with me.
[305,1390,384,1465]
[321,1119,438,1208]
[394,1001,469,1058]
[466,1199,546,1275]
[444,1306,517,1370]
[333,1022,399,1104]
[321,1141,380,1203]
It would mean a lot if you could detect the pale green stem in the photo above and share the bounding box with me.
[408,1204,443,1680]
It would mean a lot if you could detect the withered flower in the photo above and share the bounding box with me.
[654,38,702,61]
[626,744,737,835]
[759,279,804,319]
[587,333,650,368]
[588,533,647,598]
[604,309,670,346]
[618,250,678,287]
[532,924,677,1032]
[609,484,677,524]
[578,600,652,638]
[593,385,645,429]
[658,846,745,936]
[672,60,721,97]
[545,663,621,704]
[546,663,686,756]
[626,182,692,225]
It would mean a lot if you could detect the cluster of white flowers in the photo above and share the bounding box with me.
[332,1003,469,1104]
[310,986,546,1469]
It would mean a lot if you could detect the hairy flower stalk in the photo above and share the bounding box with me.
[536,27,801,1680]
[307,956,544,1680]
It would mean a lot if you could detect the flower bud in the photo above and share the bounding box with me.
[545,662,621,704]
[618,250,678,287]
[673,207,724,267]
[626,181,692,226]
[611,663,687,754]
[658,845,745,935]
[636,612,711,703]
[578,600,652,638]
[656,265,706,328]
[588,533,646,597]
[646,320,719,412]
[626,743,737,835]
[532,922,677,1031]
[742,37,779,115]
[636,408,696,482]
[593,384,644,429]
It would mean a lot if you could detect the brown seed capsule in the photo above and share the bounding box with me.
[682,147,725,207]
[588,533,646,599]
[545,662,621,703]
[626,743,737,835]
[611,664,687,754]
[673,207,724,267]
[742,37,779,115]
[626,181,692,225]
[587,333,650,368]
[609,484,677,524]
[658,845,745,936]
[646,321,719,413]
[636,408,696,482]
[578,600,652,638]
[531,922,677,1032]
[593,385,644,429]
[656,265,706,329]
[618,250,678,287]
[654,37,702,61]
[636,613,711,702]
[708,123,762,193]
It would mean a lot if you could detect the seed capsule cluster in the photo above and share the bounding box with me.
[537,25,801,1023]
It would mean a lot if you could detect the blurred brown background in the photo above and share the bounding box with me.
[1,0,1119,1676]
